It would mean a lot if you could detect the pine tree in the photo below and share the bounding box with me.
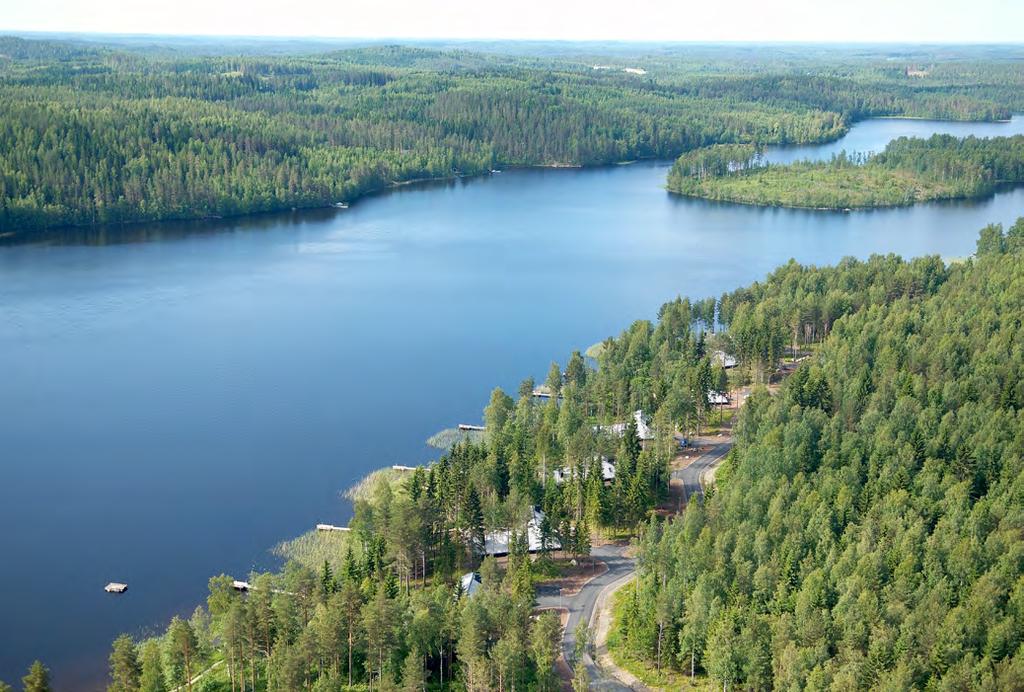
[167,616,198,692]
[400,648,427,692]
[108,634,141,692]
[138,641,166,692]
[320,560,336,597]
[362,588,398,689]
[463,485,485,558]
[529,612,561,692]
[21,662,51,692]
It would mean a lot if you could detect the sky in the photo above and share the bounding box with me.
[0,0,1020,43]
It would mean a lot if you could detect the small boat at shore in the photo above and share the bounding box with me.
[332,202,349,209]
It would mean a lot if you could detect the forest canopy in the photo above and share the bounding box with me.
[2,36,1024,232]
[619,219,1024,689]
[667,133,1024,209]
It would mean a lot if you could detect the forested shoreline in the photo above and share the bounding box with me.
[667,134,1024,209]
[5,215,1022,691]
[5,35,1024,692]
[2,36,1024,233]
[616,220,1024,689]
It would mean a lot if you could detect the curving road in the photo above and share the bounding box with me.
[537,437,733,689]
[674,437,733,506]
[536,543,636,689]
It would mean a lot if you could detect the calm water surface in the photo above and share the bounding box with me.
[2,116,1024,688]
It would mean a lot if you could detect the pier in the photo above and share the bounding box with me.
[316,523,351,532]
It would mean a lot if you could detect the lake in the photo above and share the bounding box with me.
[1,116,1023,688]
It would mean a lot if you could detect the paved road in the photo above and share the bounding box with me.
[536,438,734,690]
[536,543,636,689]
[674,437,734,506]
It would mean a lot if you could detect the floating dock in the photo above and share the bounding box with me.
[457,424,486,431]
[391,464,418,471]
[105,582,128,594]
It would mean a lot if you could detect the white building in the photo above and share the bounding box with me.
[483,507,561,556]
[553,456,616,485]
[712,350,738,369]
[708,391,730,405]
[595,410,655,441]
[459,572,482,598]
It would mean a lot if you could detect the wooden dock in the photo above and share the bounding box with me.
[391,464,418,471]
[457,424,486,431]
[105,582,128,594]
[316,523,351,532]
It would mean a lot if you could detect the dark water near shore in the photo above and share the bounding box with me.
[1,116,1023,688]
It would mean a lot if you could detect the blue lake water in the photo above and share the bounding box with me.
[1,116,1023,688]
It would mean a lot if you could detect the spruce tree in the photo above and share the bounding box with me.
[21,662,51,692]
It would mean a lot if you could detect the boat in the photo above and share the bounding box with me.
[332,202,349,209]
[105,582,128,594]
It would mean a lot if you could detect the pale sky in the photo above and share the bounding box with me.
[0,0,1020,43]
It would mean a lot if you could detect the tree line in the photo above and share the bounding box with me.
[616,219,1024,688]
[2,36,1022,232]
[667,134,1024,209]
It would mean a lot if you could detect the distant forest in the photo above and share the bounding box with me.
[666,134,1024,208]
[1,36,1024,231]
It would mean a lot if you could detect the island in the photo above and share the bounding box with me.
[2,35,1023,235]
[667,134,1024,209]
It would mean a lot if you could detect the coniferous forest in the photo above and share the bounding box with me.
[667,134,1024,208]
[3,35,1024,692]
[2,36,1024,232]
[45,220,1016,692]
[619,221,1024,689]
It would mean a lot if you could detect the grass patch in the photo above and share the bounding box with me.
[585,340,607,360]
[275,467,414,571]
[344,466,409,503]
[427,426,485,450]
[274,529,351,573]
[702,406,736,434]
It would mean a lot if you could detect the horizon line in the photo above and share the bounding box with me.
[3,30,1024,47]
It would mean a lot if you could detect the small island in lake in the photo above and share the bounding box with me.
[667,134,1024,209]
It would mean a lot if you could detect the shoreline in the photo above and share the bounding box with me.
[6,113,1018,242]
[0,160,650,243]
[667,180,1023,212]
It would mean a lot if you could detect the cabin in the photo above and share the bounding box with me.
[483,506,561,556]
[104,582,128,594]
[531,384,558,399]
[459,572,482,598]
[595,410,655,441]
[232,580,251,591]
[553,456,616,485]
[708,390,730,406]
[712,350,738,369]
